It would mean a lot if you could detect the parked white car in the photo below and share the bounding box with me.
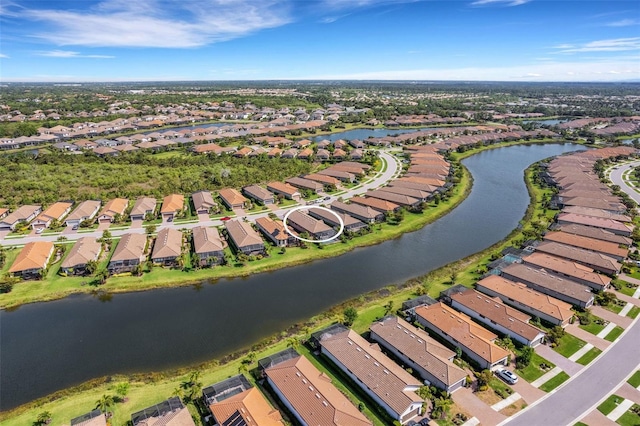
[496,368,518,384]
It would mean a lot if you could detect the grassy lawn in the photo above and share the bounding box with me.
[489,377,515,400]
[604,325,625,342]
[539,371,570,392]
[276,198,298,208]
[627,371,640,388]
[627,306,640,319]
[616,406,640,426]
[598,394,625,416]
[573,422,588,426]
[553,333,587,358]
[614,280,639,297]
[516,352,555,383]
[576,347,602,366]
[578,317,607,335]
[604,302,625,315]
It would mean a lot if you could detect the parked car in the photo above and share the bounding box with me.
[496,368,518,384]
[71,225,79,230]
[324,196,331,200]
[35,228,44,234]
[220,216,232,221]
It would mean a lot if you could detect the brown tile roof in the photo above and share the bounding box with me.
[365,190,420,207]
[304,173,340,186]
[562,197,626,212]
[192,226,225,253]
[161,194,184,214]
[152,228,183,260]
[557,213,634,234]
[414,303,510,365]
[317,168,355,180]
[209,387,283,426]
[9,241,54,273]
[397,176,445,187]
[330,201,382,222]
[66,200,101,222]
[225,220,264,249]
[556,223,632,246]
[255,217,293,242]
[287,210,333,235]
[2,204,42,225]
[534,241,621,274]
[308,207,362,228]
[388,180,439,193]
[475,275,574,323]
[100,198,128,218]
[266,181,300,197]
[370,316,467,388]
[319,329,423,417]
[193,143,223,154]
[130,197,157,217]
[522,252,610,289]
[218,188,248,207]
[329,164,365,176]
[61,237,101,269]
[377,185,431,200]
[72,413,107,426]
[264,355,372,426]
[191,191,217,212]
[243,185,274,202]
[110,233,147,263]
[543,231,627,259]
[562,206,631,222]
[350,196,399,213]
[451,289,545,342]
[286,177,323,192]
[35,201,73,222]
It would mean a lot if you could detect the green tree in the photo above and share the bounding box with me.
[475,369,493,391]
[516,346,534,369]
[85,259,98,276]
[96,268,109,284]
[115,382,130,403]
[36,411,52,425]
[95,394,115,417]
[145,224,157,235]
[343,306,358,326]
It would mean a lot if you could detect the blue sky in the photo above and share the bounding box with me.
[0,0,638,82]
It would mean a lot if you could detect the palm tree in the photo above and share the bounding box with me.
[85,259,98,276]
[95,394,115,417]
[96,268,109,285]
[36,411,52,425]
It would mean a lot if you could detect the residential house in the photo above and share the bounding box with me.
[151,228,183,266]
[534,241,621,275]
[369,316,467,393]
[31,201,73,230]
[161,194,184,221]
[365,190,421,209]
[130,197,157,221]
[449,288,546,347]
[543,231,627,261]
[191,226,225,266]
[308,207,367,233]
[260,350,372,426]
[8,241,54,279]
[316,326,423,424]
[225,220,265,256]
[0,208,7,220]
[378,186,432,203]
[204,375,283,426]
[60,237,102,275]
[70,410,107,426]
[108,233,147,273]
[297,148,314,160]
[243,185,275,205]
[285,177,323,193]
[255,217,297,247]
[500,263,595,308]
[131,397,195,426]
[330,200,384,223]
[0,205,42,230]
[65,200,101,227]
[414,303,510,370]
[475,275,573,327]
[281,148,298,159]
[317,168,355,182]
[521,252,610,291]
[267,181,301,200]
[286,210,336,241]
[98,198,128,223]
[350,149,364,160]
[316,149,331,161]
[192,191,218,215]
[556,223,632,247]
[556,213,634,237]
[350,196,400,214]
[304,173,340,188]
[218,188,249,209]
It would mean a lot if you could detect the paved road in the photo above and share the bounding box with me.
[503,316,640,426]
[0,150,401,246]
[609,160,640,204]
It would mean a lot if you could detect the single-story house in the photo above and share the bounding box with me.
[330,200,384,223]
[0,205,42,230]
[8,241,54,279]
[255,217,297,247]
[350,196,400,214]
[31,201,73,230]
[192,190,218,214]
[533,241,621,276]
[308,207,367,232]
[543,231,627,261]
[98,198,128,223]
[224,220,265,256]
[521,252,610,291]
[130,197,157,221]
[365,190,421,209]
[131,397,195,426]
[70,409,107,426]
[286,210,336,241]
[0,208,8,220]
[285,177,323,193]
[266,182,300,200]
[60,237,102,275]
[243,185,275,205]
[218,188,249,209]
[192,226,225,266]
[108,233,147,274]
[317,168,355,182]
[151,228,183,266]
[65,200,101,227]
[160,194,184,221]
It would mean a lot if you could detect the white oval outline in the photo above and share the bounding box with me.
[282,205,344,243]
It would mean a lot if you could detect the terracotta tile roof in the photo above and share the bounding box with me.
[161,194,184,214]
[522,252,610,289]
[534,241,621,274]
[193,143,223,154]
[130,197,157,217]
[218,188,248,206]
[303,173,340,186]
[556,223,632,246]
[100,198,128,218]
[192,226,225,253]
[9,241,54,273]
[66,200,101,222]
[475,275,573,323]
[397,176,445,187]
[152,228,183,260]
[35,201,73,222]
[415,303,510,365]
[370,316,467,388]
[225,220,264,249]
[110,233,147,263]
[543,231,627,259]
[255,217,293,242]
[61,237,102,269]
[561,197,626,212]
[350,196,399,213]
[319,328,422,417]
[0,208,7,217]
[451,289,545,342]
[264,354,372,426]
[266,182,299,197]
[209,387,283,426]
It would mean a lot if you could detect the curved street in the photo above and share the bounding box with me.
[609,160,640,205]
[0,150,401,245]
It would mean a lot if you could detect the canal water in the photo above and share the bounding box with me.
[0,143,585,410]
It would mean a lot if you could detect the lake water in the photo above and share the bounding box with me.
[0,143,585,410]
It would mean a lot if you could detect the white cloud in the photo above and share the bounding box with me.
[554,37,640,53]
[24,0,292,48]
[0,53,9,58]
[606,19,639,27]
[470,0,531,6]
[37,50,114,58]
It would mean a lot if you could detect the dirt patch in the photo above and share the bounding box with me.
[475,389,503,406]
[499,399,527,417]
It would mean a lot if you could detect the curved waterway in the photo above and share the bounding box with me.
[0,143,584,410]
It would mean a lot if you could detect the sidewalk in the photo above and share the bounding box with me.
[536,344,583,376]
[566,324,610,350]
[531,366,563,388]
[592,305,632,327]
[568,343,594,362]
